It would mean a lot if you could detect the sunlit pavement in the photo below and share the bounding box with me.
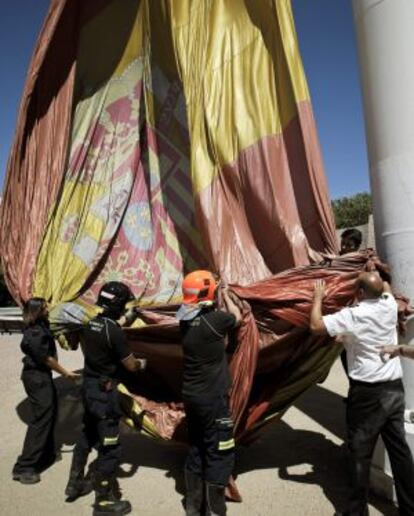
[0,334,397,516]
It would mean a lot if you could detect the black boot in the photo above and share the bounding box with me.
[184,469,203,516]
[12,465,40,484]
[93,473,132,516]
[65,446,93,501]
[205,483,226,516]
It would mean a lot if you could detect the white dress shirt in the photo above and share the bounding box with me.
[323,293,402,383]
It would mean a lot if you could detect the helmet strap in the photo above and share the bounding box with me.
[101,305,124,321]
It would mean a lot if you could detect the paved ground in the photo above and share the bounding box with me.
[0,334,398,516]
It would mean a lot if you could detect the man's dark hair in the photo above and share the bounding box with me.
[341,228,362,248]
[23,297,47,325]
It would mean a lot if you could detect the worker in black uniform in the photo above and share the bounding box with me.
[13,297,80,484]
[177,270,242,516]
[65,282,146,516]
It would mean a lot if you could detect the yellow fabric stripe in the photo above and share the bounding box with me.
[117,384,163,439]
[77,1,143,87]
[276,0,310,103]
[171,0,311,193]
[33,55,143,303]
[33,0,313,309]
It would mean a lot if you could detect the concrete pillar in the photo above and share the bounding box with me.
[352,0,414,501]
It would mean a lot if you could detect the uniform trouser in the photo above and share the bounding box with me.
[74,377,121,478]
[15,369,57,471]
[184,394,235,486]
[346,378,414,516]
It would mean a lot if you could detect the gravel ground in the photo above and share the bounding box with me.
[0,333,397,516]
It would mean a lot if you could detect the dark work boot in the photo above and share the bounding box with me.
[12,465,40,484]
[205,483,226,516]
[65,447,93,501]
[184,468,203,516]
[93,473,131,516]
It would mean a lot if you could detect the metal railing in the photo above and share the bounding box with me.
[0,307,24,334]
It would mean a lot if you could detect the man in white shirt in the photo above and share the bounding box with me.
[310,272,414,516]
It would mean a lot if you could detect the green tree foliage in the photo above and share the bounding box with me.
[332,192,372,229]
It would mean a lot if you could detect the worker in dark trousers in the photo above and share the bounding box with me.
[177,271,242,516]
[311,274,414,516]
[13,298,80,484]
[65,282,146,516]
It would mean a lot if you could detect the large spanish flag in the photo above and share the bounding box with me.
[1,0,336,307]
[0,1,349,445]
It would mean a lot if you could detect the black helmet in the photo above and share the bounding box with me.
[97,282,134,314]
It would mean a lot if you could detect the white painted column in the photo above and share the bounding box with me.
[352,0,414,501]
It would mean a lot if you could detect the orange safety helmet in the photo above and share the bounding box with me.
[182,270,217,305]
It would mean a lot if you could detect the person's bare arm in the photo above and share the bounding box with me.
[383,281,392,294]
[118,307,141,327]
[222,288,243,325]
[121,354,147,372]
[379,344,414,359]
[310,280,328,335]
[43,356,80,381]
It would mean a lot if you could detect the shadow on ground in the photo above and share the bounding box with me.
[15,377,398,515]
[236,419,396,515]
[294,383,347,441]
[15,374,187,502]
[16,373,85,449]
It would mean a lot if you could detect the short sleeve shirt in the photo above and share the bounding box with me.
[180,309,236,398]
[323,293,402,382]
[21,322,57,372]
[82,316,132,378]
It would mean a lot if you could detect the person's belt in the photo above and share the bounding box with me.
[349,377,403,387]
[22,364,50,373]
[84,373,117,392]
[100,378,117,392]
